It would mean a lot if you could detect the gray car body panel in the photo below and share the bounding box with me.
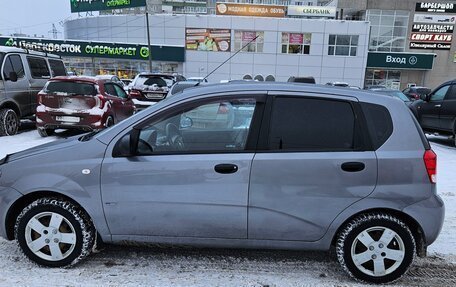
[0,82,444,251]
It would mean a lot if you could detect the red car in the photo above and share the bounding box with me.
[36,76,135,137]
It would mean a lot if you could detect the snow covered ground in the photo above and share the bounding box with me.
[0,129,455,286]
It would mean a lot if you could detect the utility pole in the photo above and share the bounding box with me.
[145,3,153,73]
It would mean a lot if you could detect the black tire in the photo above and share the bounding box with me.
[0,108,19,136]
[14,198,95,267]
[37,127,55,137]
[336,213,415,284]
[105,116,114,128]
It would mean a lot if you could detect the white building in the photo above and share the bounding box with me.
[64,14,369,86]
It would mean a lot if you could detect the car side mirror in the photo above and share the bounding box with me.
[8,71,18,82]
[423,94,431,102]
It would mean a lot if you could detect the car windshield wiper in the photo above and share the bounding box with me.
[79,130,100,142]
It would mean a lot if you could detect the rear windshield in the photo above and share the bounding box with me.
[44,81,96,96]
[135,75,174,87]
[416,88,431,95]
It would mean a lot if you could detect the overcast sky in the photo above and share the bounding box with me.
[0,0,79,38]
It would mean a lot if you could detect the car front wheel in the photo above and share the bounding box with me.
[0,108,19,136]
[15,198,95,267]
[336,213,415,284]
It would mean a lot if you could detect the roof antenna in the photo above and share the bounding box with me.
[195,35,259,86]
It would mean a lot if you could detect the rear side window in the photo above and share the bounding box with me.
[360,102,393,150]
[3,54,25,79]
[269,97,355,151]
[45,81,96,96]
[27,57,50,79]
[49,59,67,77]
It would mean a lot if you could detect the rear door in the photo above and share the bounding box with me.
[248,94,377,241]
[26,56,51,111]
[418,85,450,130]
[438,84,456,132]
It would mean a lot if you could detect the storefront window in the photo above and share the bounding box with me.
[328,35,358,56]
[367,10,409,52]
[281,33,311,54]
[364,69,401,89]
[234,31,264,53]
[64,58,180,79]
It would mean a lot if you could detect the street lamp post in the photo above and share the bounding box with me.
[145,4,153,73]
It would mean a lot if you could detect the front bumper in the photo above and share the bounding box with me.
[0,186,23,240]
[402,194,445,246]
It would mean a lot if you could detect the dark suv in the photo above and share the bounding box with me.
[129,73,186,110]
[412,79,456,143]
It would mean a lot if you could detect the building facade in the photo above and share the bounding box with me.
[64,13,370,85]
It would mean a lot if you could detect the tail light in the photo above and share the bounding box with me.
[129,90,142,99]
[410,93,419,100]
[95,95,104,108]
[37,93,44,105]
[424,149,437,184]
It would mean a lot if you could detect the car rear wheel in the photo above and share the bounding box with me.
[15,198,95,267]
[0,108,19,136]
[37,127,55,137]
[105,116,114,128]
[336,213,415,284]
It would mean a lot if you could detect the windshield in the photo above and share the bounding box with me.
[136,75,174,87]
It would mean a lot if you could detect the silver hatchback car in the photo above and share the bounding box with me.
[0,83,444,284]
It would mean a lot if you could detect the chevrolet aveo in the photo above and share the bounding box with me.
[0,83,444,284]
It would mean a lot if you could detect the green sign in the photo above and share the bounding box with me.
[70,0,147,13]
[367,52,435,70]
[0,37,185,62]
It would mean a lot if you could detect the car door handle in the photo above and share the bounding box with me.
[214,164,238,174]
[341,162,365,172]
[435,104,441,108]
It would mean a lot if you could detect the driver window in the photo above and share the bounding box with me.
[430,85,449,102]
[136,98,257,155]
[113,84,128,98]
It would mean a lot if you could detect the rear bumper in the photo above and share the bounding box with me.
[36,109,105,131]
[402,194,445,246]
[132,99,158,111]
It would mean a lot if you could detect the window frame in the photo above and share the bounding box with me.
[2,54,25,80]
[26,56,51,79]
[328,35,359,57]
[281,32,312,55]
[112,93,267,157]
[256,94,372,153]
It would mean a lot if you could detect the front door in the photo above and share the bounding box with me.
[2,54,30,116]
[438,84,456,132]
[101,96,262,238]
[249,95,377,241]
[418,85,450,130]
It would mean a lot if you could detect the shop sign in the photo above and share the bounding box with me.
[70,0,147,13]
[289,33,303,44]
[215,3,285,18]
[410,33,453,42]
[415,2,456,13]
[287,5,336,17]
[409,42,451,50]
[367,52,435,70]
[0,36,185,62]
[412,24,454,33]
[185,28,231,52]
[413,14,456,24]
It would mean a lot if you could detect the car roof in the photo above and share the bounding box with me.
[0,46,61,58]
[176,82,398,103]
[50,76,103,84]
[95,75,118,80]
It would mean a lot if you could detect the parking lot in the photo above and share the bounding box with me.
[0,126,455,287]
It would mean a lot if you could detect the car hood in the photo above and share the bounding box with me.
[6,135,82,162]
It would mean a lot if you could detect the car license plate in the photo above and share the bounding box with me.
[56,116,80,123]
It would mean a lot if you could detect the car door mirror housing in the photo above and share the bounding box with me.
[424,94,431,102]
[8,71,18,82]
